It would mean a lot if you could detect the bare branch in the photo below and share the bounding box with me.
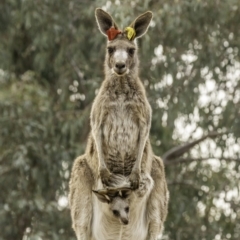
[162,131,227,163]
[165,157,240,166]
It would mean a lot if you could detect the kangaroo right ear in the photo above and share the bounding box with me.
[95,8,119,36]
[92,190,111,204]
[129,11,153,39]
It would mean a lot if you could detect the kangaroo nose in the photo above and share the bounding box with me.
[115,62,126,70]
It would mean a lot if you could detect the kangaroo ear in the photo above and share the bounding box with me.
[92,190,111,204]
[118,187,132,198]
[95,8,119,36]
[129,11,153,39]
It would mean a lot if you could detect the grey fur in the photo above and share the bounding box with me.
[68,8,169,240]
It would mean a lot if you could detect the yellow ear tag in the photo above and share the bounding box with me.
[124,27,136,40]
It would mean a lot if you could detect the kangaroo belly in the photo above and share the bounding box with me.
[102,104,139,175]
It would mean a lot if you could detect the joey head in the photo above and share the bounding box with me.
[93,187,132,225]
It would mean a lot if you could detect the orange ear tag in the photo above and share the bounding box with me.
[107,27,122,41]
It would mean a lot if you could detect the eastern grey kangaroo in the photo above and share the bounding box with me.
[90,8,153,189]
[91,173,155,239]
[69,8,169,240]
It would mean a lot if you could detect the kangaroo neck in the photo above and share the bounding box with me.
[104,73,140,93]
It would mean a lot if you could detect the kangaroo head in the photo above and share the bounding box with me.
[93,187,132,225]
[95,8,153,76]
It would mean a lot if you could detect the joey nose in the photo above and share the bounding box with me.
[121,219,129,225]
[115,62,126,70]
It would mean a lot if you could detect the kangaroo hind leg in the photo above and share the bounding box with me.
[147,155,169,240]
[69,154,94,240]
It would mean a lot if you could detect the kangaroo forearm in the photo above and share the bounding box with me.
[92,128,107,169]
[134,127,149,171]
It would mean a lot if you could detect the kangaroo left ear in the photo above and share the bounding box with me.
[129,11,153,39]
[95,8,119,37]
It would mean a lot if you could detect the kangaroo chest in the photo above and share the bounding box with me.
[102,93,141,174]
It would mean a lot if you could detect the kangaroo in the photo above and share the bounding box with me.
[69,155,168,240]
[92,186,132,225]
[68,9,169,240]
[88,8,154,189]
[91,174,154,240]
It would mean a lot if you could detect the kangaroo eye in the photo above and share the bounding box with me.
[113,210,119,216]
[125,207,129,213]
[108,47,115,54]
[128,48,135,55]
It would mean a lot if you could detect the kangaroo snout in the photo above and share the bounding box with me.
[121,218,129,225]
[115,62,126,70]
[114,62,127,75]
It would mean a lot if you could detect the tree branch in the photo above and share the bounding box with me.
[162,131,227,163]
[165,157,240,166]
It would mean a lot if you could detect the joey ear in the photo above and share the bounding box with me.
[129,11,153,39]
[95,8,119,36]
[122,189,132,198]
[118,187,132,198]
[92,190,111,203]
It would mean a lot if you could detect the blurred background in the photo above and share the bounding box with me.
[0,0,240,239]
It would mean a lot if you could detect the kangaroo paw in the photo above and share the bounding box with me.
[100,167,112,186]
[129,169,140,190]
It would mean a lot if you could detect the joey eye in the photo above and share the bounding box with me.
[108,47,115,54]
[113,210,119,216]
[128,48,135,55]
[125,207,129,213]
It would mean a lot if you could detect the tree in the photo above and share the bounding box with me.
[0,0,239,239]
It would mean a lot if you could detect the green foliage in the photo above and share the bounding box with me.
[0,0,240,239]
[0,72,83,239]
